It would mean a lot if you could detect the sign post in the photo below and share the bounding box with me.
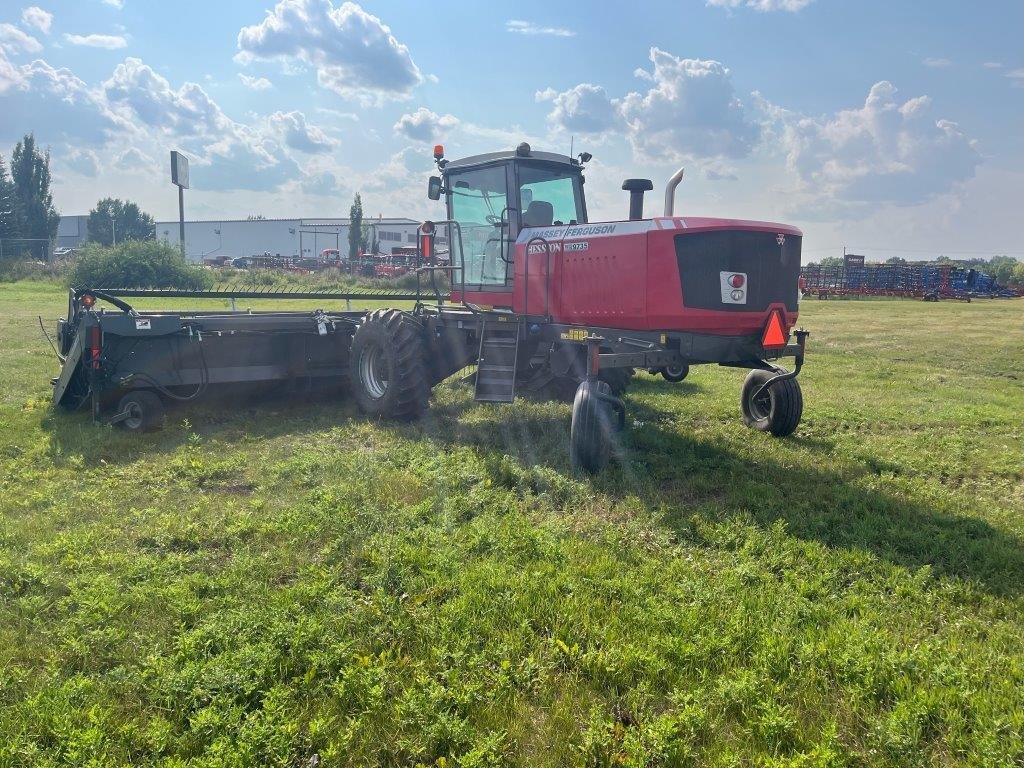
[170,151,189,256]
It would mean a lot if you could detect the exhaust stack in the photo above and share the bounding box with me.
[663,167,685,216]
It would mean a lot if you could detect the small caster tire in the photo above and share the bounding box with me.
[570,380,615,474]
[661,363,689,382]
[740,369,803,437]
[116,390,166,433]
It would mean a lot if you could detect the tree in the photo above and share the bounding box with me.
[1011,261,1024,287]
[348,193,364,260]
[0,156,17,241]
[10,133,59,243]
[87,198,156,246]
[984,255,1018,286]
[885,256,907,265]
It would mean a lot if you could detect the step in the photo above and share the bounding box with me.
[474,321,520,404]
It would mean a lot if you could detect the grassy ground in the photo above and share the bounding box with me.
[1,281,1022,767]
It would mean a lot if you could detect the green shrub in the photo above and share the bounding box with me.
[69,241,213,289]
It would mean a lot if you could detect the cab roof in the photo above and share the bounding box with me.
[445,149,579,170]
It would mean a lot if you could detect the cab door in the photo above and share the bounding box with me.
[447,162,516,307]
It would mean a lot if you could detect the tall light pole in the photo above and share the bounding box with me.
[110,212,117,246]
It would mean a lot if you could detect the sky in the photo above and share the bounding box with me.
[1,0,1022,262]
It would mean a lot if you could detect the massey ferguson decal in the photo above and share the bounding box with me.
[518,220,650,244]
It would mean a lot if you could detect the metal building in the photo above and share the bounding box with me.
[154,216,426,262]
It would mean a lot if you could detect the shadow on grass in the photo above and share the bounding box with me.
[41,385,363,467]
[417,391,1024,599]
[39,376,1024,597]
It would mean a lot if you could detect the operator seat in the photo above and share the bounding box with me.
[523,200,554,228]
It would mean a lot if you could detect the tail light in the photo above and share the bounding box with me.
[89,325,102,369]
[419,221,435,263]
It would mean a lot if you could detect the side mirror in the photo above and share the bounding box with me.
[427,176,443,200]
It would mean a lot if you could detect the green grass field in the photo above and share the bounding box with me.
[1,281,1022,767]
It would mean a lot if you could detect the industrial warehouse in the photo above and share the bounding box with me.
[55,215,445,262]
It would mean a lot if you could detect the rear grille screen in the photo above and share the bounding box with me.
[674,231,801,312]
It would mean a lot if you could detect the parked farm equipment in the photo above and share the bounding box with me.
[51,143,810,472]
[801,261,1018,300]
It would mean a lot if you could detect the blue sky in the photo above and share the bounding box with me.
[2,0,1022,261]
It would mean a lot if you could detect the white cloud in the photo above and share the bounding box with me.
[21,7,53,35]
[63,147,100,177]
[1007,68,1024,88]
[0,50,18,94]
[316,106,358,121]
[114,146,154,171]
[706,0,813,11]
[620,48,761,161]
[102,0,124,8]
[103,57,225,135]
[704,166,738,181]
[1,23,42,54]
[238,73,272,90]
[505,20,575,37]
[236,0,423,103]
[392,106,458,142]
[267,109,337,153]
[982,62,1004,69]
[301,169,342,196]
[64,33,127,49]
[0,55,123,142]
[102,57,299,192]
[536,83,619,136]
[923,57,952,68]
[779,80,982,213]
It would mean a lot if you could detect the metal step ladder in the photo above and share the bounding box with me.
[474,319,521,403]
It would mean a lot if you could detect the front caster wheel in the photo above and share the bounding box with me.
[569,380,615,474]
[115,390,165,433]
[660,363,689,382]
[740,369,803,437]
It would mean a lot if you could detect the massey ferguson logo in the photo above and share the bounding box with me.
[776,233,786,247]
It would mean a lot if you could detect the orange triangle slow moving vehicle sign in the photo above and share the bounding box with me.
[761,311,787,348]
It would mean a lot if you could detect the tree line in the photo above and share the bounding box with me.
[0,134,60,255]
[0,132,158,258]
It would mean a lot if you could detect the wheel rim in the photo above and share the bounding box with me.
[359,344,388,399]
[123,402,143,430]
[749,385,772,421]
[665,364,685,378]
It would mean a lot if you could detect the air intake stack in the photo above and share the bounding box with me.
[621,179,654,221]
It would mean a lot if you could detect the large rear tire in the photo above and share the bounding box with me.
[570,380,614,474]
[740,369,803,437]
[349,309,430,421]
